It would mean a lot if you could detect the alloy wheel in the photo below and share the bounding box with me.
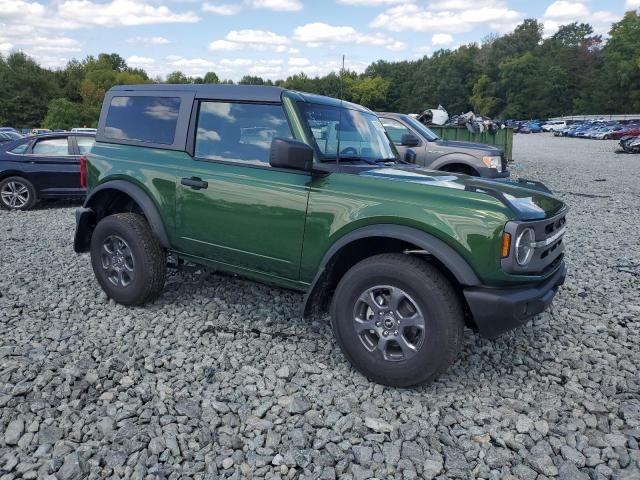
[101,235,136,287]
[1,181,30,209]
[353,285,426,362]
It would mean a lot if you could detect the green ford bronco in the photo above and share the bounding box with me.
[75,84,567,386]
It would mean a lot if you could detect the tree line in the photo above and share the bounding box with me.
[0,12,638,129]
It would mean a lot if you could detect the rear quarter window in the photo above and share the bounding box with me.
[104,96,180,145]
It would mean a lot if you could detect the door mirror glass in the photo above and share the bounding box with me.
[401,133,420,147]
[269,138,313,171]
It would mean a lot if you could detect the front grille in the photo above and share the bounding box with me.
[502,209,567,275]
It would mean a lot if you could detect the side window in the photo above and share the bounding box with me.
[380,118,411,144]
[104,96,180,145]
[76,136,95,155]
[9,142,29,154]
[32,137,70,156]
[195,102,293,165]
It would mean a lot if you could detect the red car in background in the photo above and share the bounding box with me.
[606,126,640,140]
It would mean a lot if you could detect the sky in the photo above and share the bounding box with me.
[0,0,638,81]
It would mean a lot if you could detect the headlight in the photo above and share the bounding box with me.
[482,155,502,172]
[515,228,535,266]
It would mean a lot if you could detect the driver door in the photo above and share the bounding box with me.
[174,100,311,281]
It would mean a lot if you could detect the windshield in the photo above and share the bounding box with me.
[403,115,439,141]
[299,102,397,162]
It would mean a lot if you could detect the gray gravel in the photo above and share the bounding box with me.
[1,133,639,479]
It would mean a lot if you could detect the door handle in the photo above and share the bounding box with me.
[181,177,208,190]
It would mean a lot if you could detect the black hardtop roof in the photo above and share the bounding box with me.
[108,84,372,113]
[109,84,285,102]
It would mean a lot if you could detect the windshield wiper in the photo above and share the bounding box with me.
[320,156,378,165]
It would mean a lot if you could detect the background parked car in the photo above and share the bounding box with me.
[0,132,94,210]
[71,127,97,133]
[519,122,543,134]
[378,112,509,177]
[30,128,52,135]
[542,120,566,132]
[0,131,23,144]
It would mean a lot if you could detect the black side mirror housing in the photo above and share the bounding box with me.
[401,133,420,147]
[404,150,417,163]
[269,138,314,171]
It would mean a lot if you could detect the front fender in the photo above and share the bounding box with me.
[302,224,481,317]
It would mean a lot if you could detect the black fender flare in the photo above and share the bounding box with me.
[431,154,481,173]
[74,180,170,252]
[302,224,481,316]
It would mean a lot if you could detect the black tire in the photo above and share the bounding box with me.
[0,176,37,210]
[90,213,166,306]
[330,253,464,387]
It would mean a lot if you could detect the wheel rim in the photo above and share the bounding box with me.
[1,181,29,209]
[353,285,426,362]
[101,235,135,287]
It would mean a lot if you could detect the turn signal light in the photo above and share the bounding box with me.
[501,232,511,258]
[80,155,87,189]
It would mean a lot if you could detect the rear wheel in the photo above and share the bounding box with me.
[90,213,166,305]
[0,176,37,210]
[330,253,464,387]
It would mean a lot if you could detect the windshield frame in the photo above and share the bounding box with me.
[297,101,398,164]
[403,115,440,141]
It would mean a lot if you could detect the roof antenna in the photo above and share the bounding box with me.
[336,54,345,166]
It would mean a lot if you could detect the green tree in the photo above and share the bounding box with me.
[43,98,96,129]
[0,52,59,127]
[203,72,220,84]
[345,76,390,110]
[166,71,191,84]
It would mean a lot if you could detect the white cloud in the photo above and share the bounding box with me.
[626,0,640,9]
[201,2,241,15]
[293,22,407,51]
[208,29,290,52]
[127,36,170,45]
[127,55,156,66]
[170,57,215,68]
[55,0,200,27]
[370,1,522,34]
[0,42,13,54]
[208,39,243,51]
[226,29,289,45]
[432,33,454,46]
[544,1,589,20]
[288,57,310,67]
[0,0,46,18]
[542,1,621,36]
[0,0,200,30]
[248,0,302,11]
[337,0,404,4]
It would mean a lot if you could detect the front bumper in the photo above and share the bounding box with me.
[463,261,567,338]
[477,167,510,179]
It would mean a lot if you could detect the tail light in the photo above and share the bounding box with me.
[79,155,87,188]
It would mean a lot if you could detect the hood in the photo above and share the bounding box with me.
[434,139,503,155]
[358,165,564,220]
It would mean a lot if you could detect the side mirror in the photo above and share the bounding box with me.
[404,150,417,163]
[401,133,419,147]
[269,138,313,171]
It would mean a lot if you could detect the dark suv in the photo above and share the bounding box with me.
[74,84,567,386]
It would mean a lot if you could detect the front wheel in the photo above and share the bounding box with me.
[90,213,166,305]
[330,253,464,387]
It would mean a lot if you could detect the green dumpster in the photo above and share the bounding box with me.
[428,126,514,161]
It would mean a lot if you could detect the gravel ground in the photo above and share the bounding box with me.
[1,133,639,480]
